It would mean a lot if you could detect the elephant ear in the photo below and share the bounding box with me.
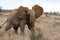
[17,7,28,19]
[32,5,43,19]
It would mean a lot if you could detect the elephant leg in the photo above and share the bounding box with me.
[20,20,26,34]
[13,27,18,34]
[5,22,12,32]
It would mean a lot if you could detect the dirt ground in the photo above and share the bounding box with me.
[0,12,60,40]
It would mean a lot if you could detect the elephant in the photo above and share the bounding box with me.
[2,9,20,33]
[0,4,43,36]
[14,7,35,34]
[0,7,28,34]
[32,4,43,19]
[0,6,35,36]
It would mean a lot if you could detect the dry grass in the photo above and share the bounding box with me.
[0,12,60,40]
